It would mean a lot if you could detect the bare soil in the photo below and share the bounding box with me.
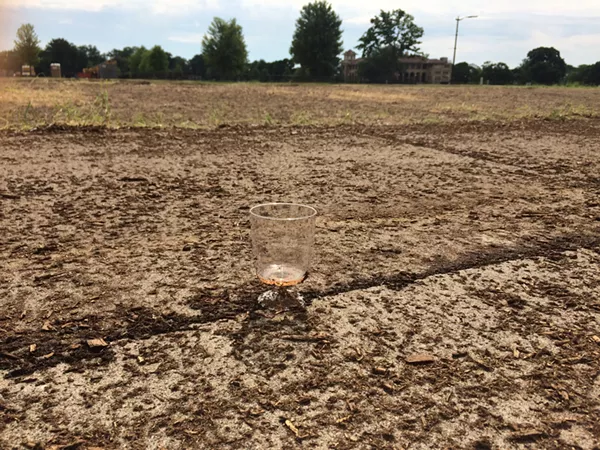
[1,79,599,128]
[1,117,599,449]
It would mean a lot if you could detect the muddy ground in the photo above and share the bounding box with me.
[0,119,599,449]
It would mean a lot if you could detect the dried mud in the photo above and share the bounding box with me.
[1,119,599,449]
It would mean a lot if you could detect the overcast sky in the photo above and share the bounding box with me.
[2,0,599,67]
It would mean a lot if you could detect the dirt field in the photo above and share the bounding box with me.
[1,79,599,129]
[1,83,600,449]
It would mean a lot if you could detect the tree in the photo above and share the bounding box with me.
[358,10,423,58]
[290,1,343,81]
[521,47,566,85]
[168,55,188,78]
[358,46,400,83]
[481,61,513,85]
[202,17,248,80]
[357,9,424,83]
[129,46,148,78]
[139,45,169,77]
[79,45,104,68]
[107,47,137,77]
[189,54,207,79]
[14,23,41,66]
[451,62,481,84]
[39,38,80,77]
[567,62,600,86]
[268,59,294,81]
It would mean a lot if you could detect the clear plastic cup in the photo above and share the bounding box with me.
[250,203,317,287]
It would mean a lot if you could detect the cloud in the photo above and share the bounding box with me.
[345,16,371,26]
[239,0,600,16]
[168,33,205,44]
[3,0,220,14]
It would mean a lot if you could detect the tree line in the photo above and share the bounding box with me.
[453,47,600,86]
[2,1,600,86]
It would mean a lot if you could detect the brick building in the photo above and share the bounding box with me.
[341,50,452,84]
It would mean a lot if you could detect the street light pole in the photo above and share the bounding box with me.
[452,15,478,82]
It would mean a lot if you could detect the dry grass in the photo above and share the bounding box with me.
[0,78,599,129]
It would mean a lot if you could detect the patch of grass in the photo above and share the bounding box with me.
[92,90,112,126]
[290,111,314,126]
[264,112,274,126]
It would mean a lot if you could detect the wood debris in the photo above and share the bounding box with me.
[382,382,394,393]
[29,344,36,353]
[406,353,436,364]
[42,352,54,359]
[284,419,299,437]
[87,338,108,348]
[592,335,600,344]
[336,415,352,424]
[372,366,388,375]
[42,321,55,331]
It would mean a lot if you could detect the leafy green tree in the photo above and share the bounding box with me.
[39,38,79,77]
[358,46,399,83]
[14,23,41,66]
[567,62,600,85]
[290,1,343,80]
[139,45,169,77]
[357,9,424,83]
[189,54,207,78]
[269,58,294,81]
[202,17,248,80]
[79,45,104,67]
[168,55,188,78]
[129,46,148,78]
[481,61,513,85]
[358,10,423,58]
[107,47,137,77]
[584,62,600,85]
[521,47,566,85]
[452,62,481,84]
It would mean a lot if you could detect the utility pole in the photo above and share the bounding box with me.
[452,15,478,83]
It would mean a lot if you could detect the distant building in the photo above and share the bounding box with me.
[342,50,452,84]
[50,63,61,78]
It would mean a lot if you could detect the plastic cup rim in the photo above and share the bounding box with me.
[249,203,317,221]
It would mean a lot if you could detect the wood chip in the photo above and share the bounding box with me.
[41,321,55,331]
[29,344,36,353]
[336,415,352,424]
[511,429,547,442]
[372,366,388,375]
[285,419,299,437]
[592,335,600,344]
[87,338,108,348]
[406,353,436,364]
[70,343,82,350]
[511,344,520,358]
[42,352,54,359]
[382,382,394,393]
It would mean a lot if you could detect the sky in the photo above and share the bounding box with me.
[1,0,600,67]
